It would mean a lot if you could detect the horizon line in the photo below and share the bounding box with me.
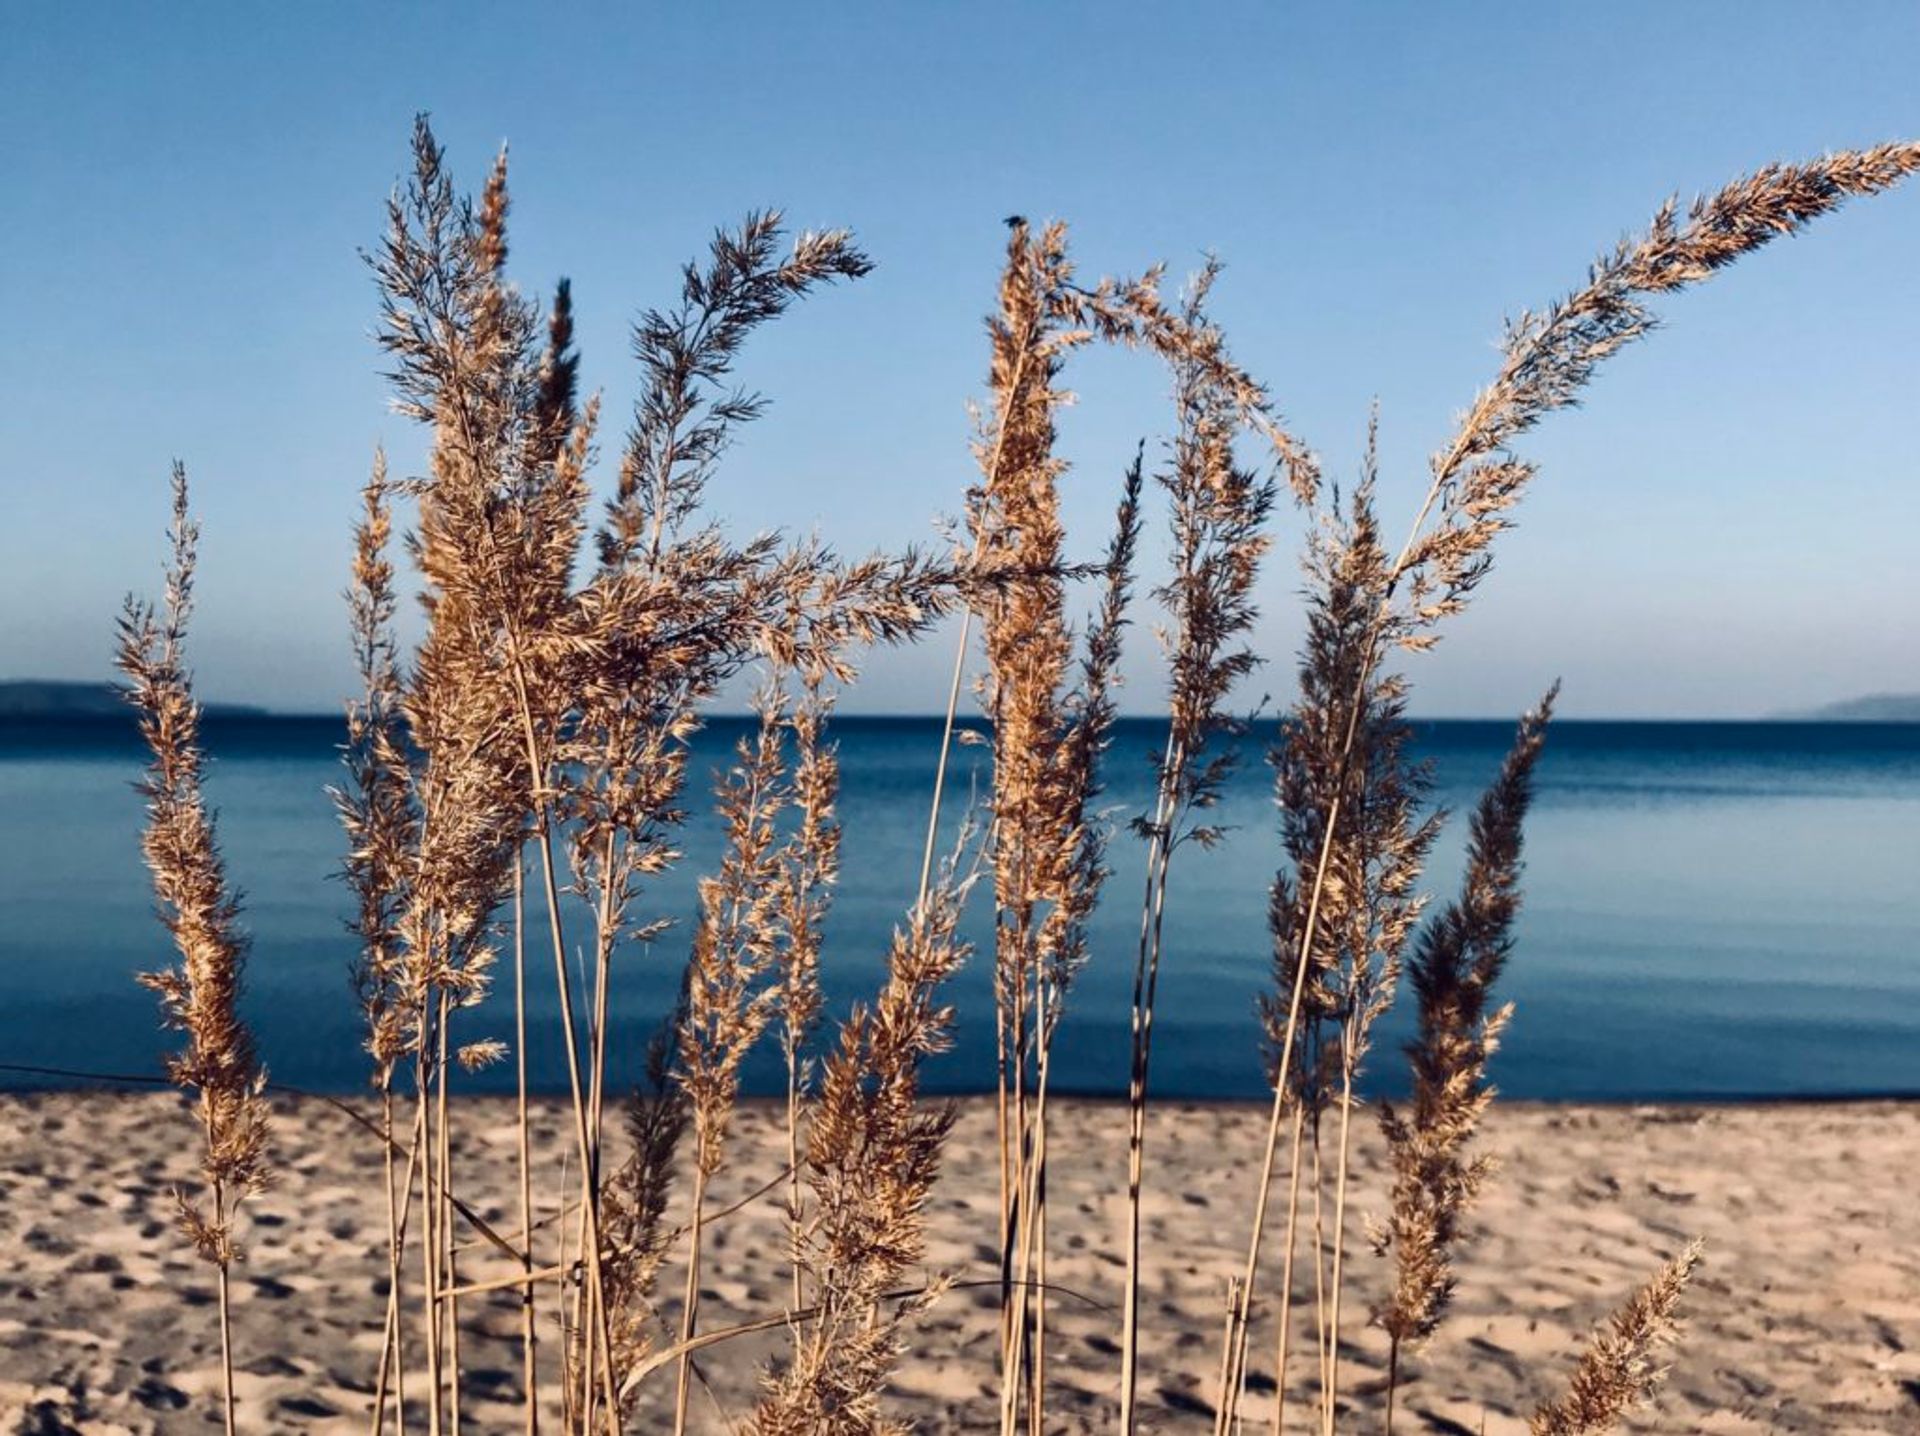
[13,707,1912,726]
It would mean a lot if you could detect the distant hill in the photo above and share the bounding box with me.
[0,680,267,719]
[1773,693,1920,723]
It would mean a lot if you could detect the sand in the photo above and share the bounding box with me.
[1,1091,1915,1434]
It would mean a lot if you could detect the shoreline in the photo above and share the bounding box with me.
[7,1067,1920,1110]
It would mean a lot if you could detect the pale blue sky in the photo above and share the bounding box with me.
[3,2,1916,716]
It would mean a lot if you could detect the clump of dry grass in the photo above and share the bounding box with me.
[947,217,1304,1434]
[555,207,895,1436]
[746,842,980,1436]
[363,118,973,1434]
[110,132,1920,1436]
[117,463,272,1436]
[371,120,590,1432]
[1220,453,1440,1436]
[1218,139,1920,1436]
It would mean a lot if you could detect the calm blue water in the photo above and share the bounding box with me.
[1,716,1914,1102]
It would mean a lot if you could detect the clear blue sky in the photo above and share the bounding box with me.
[4,2,1916,717]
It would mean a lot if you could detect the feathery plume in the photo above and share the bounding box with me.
[372,115,608,1428]
[770,657,842,1317]
[601,209,873,569]
[119,464,273,1251]
[117,464,270,1436]
[331,452,423,1435]
[1265,452,1439,1121]
[1401,143,1920,649]
[965,222,1158,1429]
[335,451,419,1087]
[1373,686,1557,1427]
[600,1010,690,1419]
[1220,446,1439,1434]
[1375,686,1557,1343]
[670,696,792,1428]
[1530,1243,1705,1435]
[676,703,791,1173]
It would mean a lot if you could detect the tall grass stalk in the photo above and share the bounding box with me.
[771,663,839,1318]
[1119,270,1278,1433]
[929,221,1298,1433]
[745,836,982,1435]
[119,464,273,1436]
[335,452,417,1434]
[513,859,538,1433]
[964,220,1155,1431]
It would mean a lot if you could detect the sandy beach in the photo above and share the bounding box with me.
[1,1091,1915,1433]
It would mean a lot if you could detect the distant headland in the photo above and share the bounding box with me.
[0,680,267,719]
[1770,693,1920,723]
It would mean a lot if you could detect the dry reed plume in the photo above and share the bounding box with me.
[1530,1243,1706,1435]
[106,132,1919,1434]
[1372,684,1557,1428]
[117,463,273,1436]
[963,218,1143,1433]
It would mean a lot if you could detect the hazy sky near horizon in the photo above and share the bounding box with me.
[3,3,1917,717]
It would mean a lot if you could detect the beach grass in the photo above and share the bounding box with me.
[98,123,1920,1433]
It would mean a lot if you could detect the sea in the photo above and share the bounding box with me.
[2,715,1915,1104]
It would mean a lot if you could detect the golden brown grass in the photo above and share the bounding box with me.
[109,125,1920,1435]
[1529,1243,1706,1436]
[1371,685,1556,1430]
[117,463,273,1436]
